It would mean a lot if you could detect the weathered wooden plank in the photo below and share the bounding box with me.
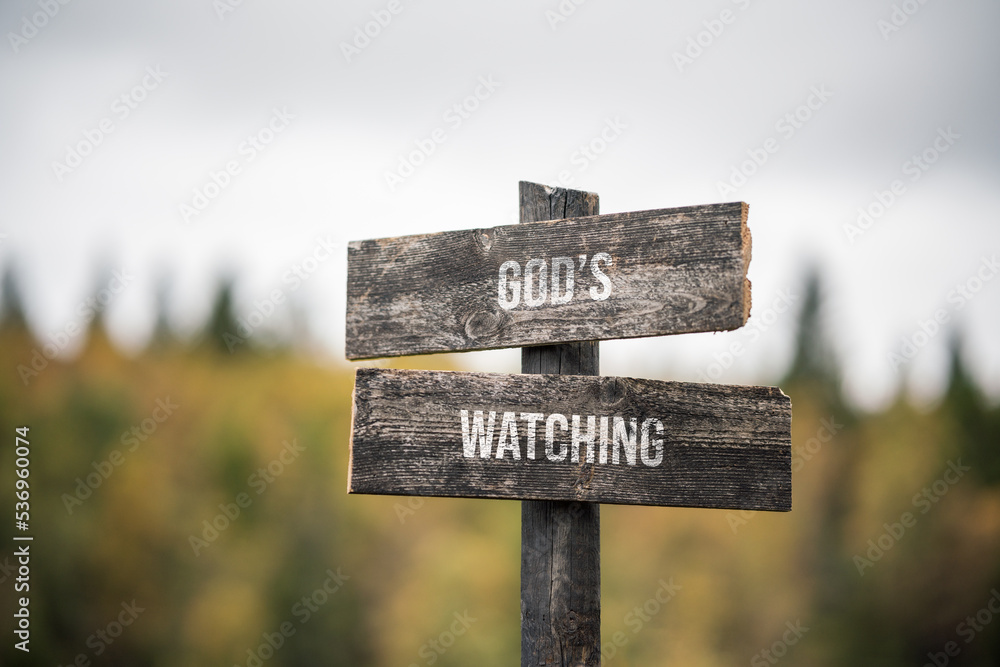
[345,199,751,359]
[519,180,601,667]
[348,368,792,511]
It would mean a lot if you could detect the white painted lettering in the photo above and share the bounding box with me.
[571,414,596,463]
[461,410,664,467]
[641,418,664,466]
[494,411,520,460]
[498,260,521,310]
[590,252,613,300]
[496,252,614,308]
[612,417,638,466]
[550,257,575,304]
[545,413,569,462]
[521,413,544,460]
[524,258,548,307]
[460,409,497,459]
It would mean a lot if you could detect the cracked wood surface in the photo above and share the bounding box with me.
[520,180,602,667]
[347,368,791,510]
[345,194,751,359]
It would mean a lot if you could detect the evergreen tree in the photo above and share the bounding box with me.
[784,268,836,385]
[0,262,29,332]
[781,267,848,416]
[82,266,113,345]
[204,276,248,355]
[149,272,176,350]
[943,335,1000,485]
[780,266,864,664]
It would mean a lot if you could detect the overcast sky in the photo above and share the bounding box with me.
[1,0,998,410]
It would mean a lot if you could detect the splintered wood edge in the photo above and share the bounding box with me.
[347,373,357,494]
[740,201,752,325]
[528,180,598,201]
[781,383,792,511]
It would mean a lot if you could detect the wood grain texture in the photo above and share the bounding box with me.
[345,197,751,359]
[348,368,792,511]
[521,500,600,667]
[519,181,601,667]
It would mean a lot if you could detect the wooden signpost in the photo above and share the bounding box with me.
[345,181,792,666]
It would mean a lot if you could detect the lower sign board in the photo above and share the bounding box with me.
[349,368,792,511]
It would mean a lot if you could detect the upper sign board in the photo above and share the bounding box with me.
[346,202,751,359]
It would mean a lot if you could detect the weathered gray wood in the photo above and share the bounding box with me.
[520,181,601,667]
[522,499,600,667]
[345,198,751,359]
[347,367,793,511]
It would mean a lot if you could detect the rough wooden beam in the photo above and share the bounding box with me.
[519,180,601,667]
[345,199,751,359]
[347,368,792,510]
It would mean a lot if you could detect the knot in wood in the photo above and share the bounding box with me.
[599,376,629,407]
[573,464,595,491]
[462,304,509,341]
[676,291,708,315]
[562,610,580,634]
[473,227,495,252]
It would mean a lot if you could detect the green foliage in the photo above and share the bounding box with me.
[0,262,29,332]
[204,277,246,356]
[0,268,998,666]
[945,337,1000,487]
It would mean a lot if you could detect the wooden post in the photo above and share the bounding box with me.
[520,181,601,667]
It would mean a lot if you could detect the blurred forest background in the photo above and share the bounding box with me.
[1,265,999,667]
